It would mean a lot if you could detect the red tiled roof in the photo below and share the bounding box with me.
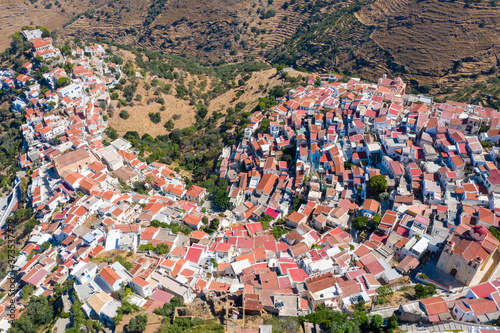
[99,267,121,286]
[420,296,448,316]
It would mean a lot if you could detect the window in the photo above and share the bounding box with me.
[440,263,444,268]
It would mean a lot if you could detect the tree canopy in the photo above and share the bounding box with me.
[206,218,220,234]
[370,314,384,331]
[214,179,230,209]
[352,216,369,231]
[120,110,130,119]
[414,283,437,299]
[10,296,56,333]
[303,305,394,333]
[127,314,148,332]
[56,77,69,88]
[367,175,387,199]
[105,127,118,140]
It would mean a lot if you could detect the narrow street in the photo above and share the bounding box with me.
[0,176,21,229]
[401,321,500,333]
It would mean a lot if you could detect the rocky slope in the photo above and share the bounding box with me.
[357,0,500,87]
[1,0,498,101]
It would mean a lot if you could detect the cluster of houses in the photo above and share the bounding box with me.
[398,277,500,325]
[212,72,500,323]
[3,28,500,330]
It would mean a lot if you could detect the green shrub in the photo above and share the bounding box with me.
[119,110,130,119]
[149,112,161,123]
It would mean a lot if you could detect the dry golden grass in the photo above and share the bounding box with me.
[82,213,99,228]
[108,67,308,137]
[93,249,139,263]
[115,312,164,333]
[0,0,108,51]
[207,68,307,114]
[383,287,416,307]
[108,90,197,137]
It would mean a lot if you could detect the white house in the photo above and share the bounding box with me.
[84,292,121,326]
[129,276,154,298]
[72,261,98,284]
[57,83,83,99]
[95,266,123,292]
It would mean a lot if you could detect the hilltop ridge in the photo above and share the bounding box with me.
[0,0,499,104]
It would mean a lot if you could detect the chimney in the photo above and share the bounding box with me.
[471,256,482,269]
[445,240,455,254]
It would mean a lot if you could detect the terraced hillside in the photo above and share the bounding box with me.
[61,0,378,76]
[265,0,388,77]
[263,0,500,98]
[356,0,500,85]
[64,0,153,46]
[62,0,344,62]
[1,0,498,103]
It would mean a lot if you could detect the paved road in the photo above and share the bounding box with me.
[0,178,20,229]
[52,317,71,333]
[401,321,499,333]
[62,293,71,312]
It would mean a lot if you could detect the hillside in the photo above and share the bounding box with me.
[81,44,310,181]
[61,0,342,62]
[356,0,500,90]
[108,67,305,136]
[58,0,499,96]
[0,0,109,50]
[106,48,307,137]
[0,0,498,105]
[357,0,500,76]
